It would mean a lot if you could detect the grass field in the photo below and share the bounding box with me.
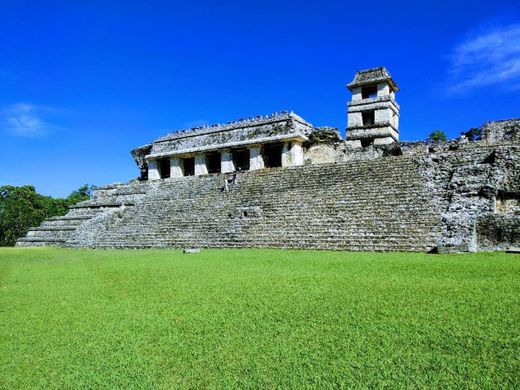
[0,248,519,388]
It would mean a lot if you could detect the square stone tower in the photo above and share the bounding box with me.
[346,67,400,148]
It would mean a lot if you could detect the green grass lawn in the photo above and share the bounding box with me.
[0,248,519,388]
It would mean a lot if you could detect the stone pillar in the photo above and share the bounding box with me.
[291,142,304,166]
[194,154,208,176]
[393,111,399,129]
[347,112,363,128]
[282,141,304,167]
[221,150,235,173]
[351,87,362,101]
[375,108,390,124]
[377,82,390,97]
[249,146,264,171]
[282,143,290,167]
[170,158,183,178]
[148,159,160,180]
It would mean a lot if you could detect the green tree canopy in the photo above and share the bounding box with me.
[67,184,97,205]
[461,127,482,141]
[0,184,95,246]
[428,129,447,143]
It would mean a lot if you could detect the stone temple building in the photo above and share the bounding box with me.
[134,111,311,182]
[17,67,520,252]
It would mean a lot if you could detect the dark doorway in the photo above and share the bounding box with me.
[232,149,250,171]
[182,157,195,176]
[206,152,221,174]
[262,143,283,168]
[158,158,170,179]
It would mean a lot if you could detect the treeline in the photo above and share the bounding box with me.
[0,184,95,246]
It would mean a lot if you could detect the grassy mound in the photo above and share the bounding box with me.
[0,248,518,388]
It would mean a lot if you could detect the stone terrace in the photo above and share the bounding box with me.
[61,155,442,251]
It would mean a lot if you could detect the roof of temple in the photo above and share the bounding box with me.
[140,111,314,160]
[347,66,399,91]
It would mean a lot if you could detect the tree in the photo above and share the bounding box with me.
[461,127,482,141]
[0,184,95,246]
[428,129,447,143]
[66,184,96,205]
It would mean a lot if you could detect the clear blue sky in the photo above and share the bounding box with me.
[1,0,519,197]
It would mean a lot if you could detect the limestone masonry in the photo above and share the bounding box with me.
[16,67,520,252]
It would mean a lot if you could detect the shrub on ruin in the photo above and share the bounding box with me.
[427,130,447,143]
[461,127,482,141]
[308,127,343,146]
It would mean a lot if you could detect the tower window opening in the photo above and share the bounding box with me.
[362,110,375,126]
[361,85,378,99]
[158,158,170,179]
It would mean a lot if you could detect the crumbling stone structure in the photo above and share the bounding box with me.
[16,67,520,252]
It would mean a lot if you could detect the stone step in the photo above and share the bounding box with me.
[71,202,134,209]
[29,226,76,231]
[47,215,93,221]
[16,237,66,243]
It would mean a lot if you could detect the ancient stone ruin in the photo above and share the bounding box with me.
[16,67,520,252]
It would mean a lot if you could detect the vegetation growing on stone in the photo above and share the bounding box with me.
[308,127,342,146]
[427,129,448,143]
[461,127,482,141]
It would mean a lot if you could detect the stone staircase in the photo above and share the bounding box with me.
[15,182,149,247]
[16,210,102,247]
[63,156,443,251]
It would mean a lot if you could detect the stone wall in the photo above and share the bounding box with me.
[482,118,520,144]
[422,143,520,252]
[477,214,520,251]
